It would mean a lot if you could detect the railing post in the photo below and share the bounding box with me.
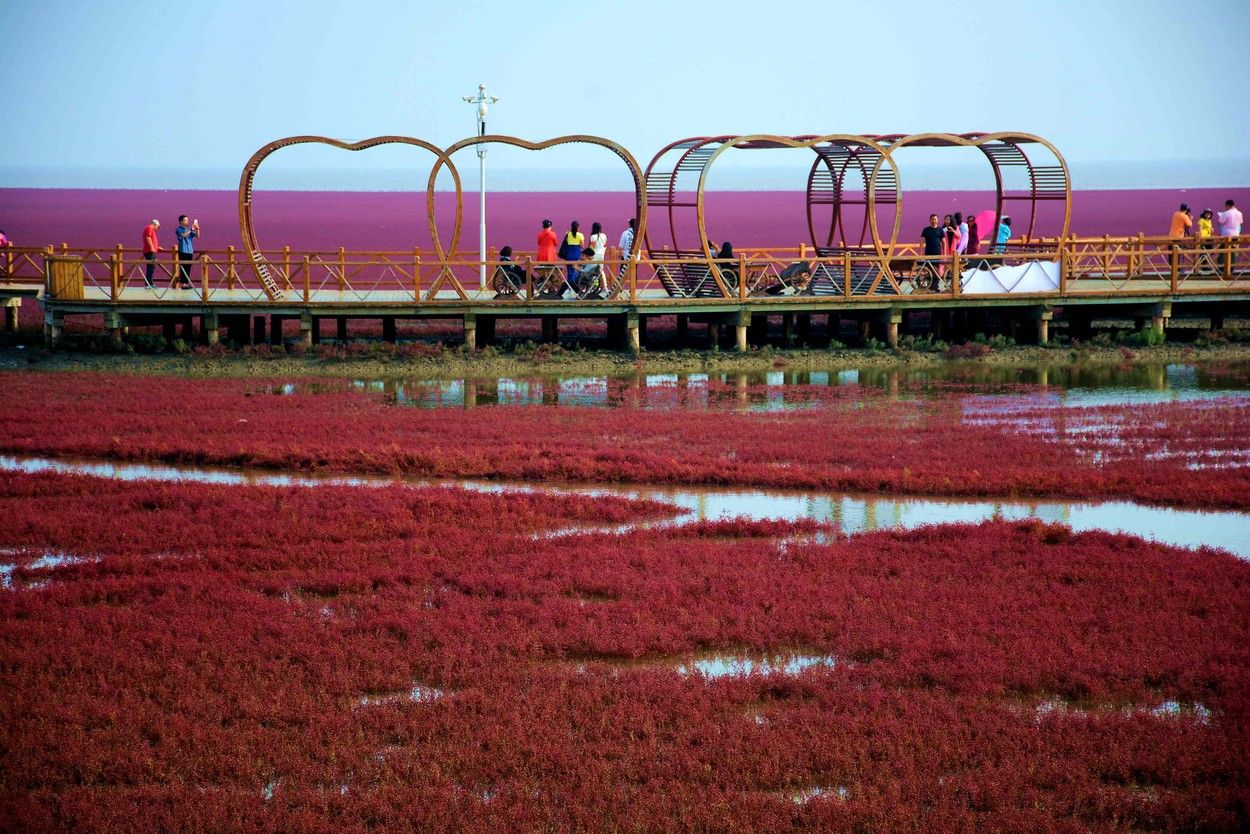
[43,246,53,297]
[114,243,124,298]
[842,251,852,298]
[737,254,747,300]
[109,252,120,302]
[283,245,292,291]
[1059,236,1068,294]
[951,250,961,296]
[338,247,347,292]
[1102,234,1111,278]
[200,254,210,301]
[413,249,422,303]
[302,255,311,303]
[170,247,179,288]
[1169,244,1179,292]
[525,256,534,301]
[629,254,637,303]
[227,245,237,291]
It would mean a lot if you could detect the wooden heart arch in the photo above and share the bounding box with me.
[238,135,462,299]
[425,134,647,258]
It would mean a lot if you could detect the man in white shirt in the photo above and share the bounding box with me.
[1217,199,1243,237]
[1218,199,1243,268]
[619,218,636,260]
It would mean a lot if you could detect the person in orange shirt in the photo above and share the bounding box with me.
[1169,203,1193,238]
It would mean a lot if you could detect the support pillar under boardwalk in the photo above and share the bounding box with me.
[163,319,177,344]
[1034,306,1053,345]
[675,314,689,346]
[885,310,902,348]
[706,320,720,348]
[310,317,321,345]
[541,315,559,344]
[626,311,640,354]
[607,314,626,349]
[253,315,266,345]
[336,316,348,343]
[180,316,195,343]
[1152,301,1171,335]
[463,312,477,351]
[43,310,63,347]
[269,315,283,346]
[381,316,397,343]
[298,313,313,348]
[3,299,18,333]
[104,311,124,348]
[736,309,751,353]
[203,311,220,346]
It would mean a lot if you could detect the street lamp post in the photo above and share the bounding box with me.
[462,83,499,289]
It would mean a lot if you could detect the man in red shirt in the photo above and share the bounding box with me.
[535,219,557,261]
[142,219,161,288]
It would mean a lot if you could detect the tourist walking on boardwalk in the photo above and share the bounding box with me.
[955,212,969,255]
[175,214,198,289]
[1169,203,1193,238]
[142,218,160,288]
[588,222,607,262]
[536,219,558,261]
[965,214,980,256]
[561,220,584,282]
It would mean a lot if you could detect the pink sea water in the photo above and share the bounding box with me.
[2,188,1247,254]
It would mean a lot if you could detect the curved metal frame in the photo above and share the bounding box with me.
[238,135,461,300]
[427,134,646,258]
[805,140,898,251]
[867,132,1071,248]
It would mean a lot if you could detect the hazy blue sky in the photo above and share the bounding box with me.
[3,0,1247,188]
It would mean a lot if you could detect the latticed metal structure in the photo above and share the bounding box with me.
[642,131,1071,264]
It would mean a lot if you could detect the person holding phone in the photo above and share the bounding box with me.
[175,214,199,289]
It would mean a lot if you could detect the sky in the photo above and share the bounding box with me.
[2,0,1248,189]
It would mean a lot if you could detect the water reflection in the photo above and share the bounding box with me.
[4,454,1248,558]
[273,362,1250,411]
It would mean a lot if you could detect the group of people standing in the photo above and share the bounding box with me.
[141,215,200,288]
[921,212,1011,259]
[1170,199,1243,241]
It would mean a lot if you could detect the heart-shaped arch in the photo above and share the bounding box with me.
[238,135,462,299]
[426,134,646,258]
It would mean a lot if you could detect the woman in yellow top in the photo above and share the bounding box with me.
[1198,209,1214,241]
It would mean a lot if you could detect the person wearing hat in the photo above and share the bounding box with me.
[1169,202,1193,238]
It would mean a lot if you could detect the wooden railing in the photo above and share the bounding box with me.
[21,234,1250,305]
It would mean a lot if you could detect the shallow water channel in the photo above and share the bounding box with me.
[4,454,1248,558]
[272,361,1250,410]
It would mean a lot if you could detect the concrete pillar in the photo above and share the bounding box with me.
[336,316,348,342]
[381,316,397,343]
[203,311,219,346]
[269,316,283,346]
[858,319,871,344]
[464,312,477,351]
[180,316,195,343]
[782,313,795,345]
[707,321,720,347]
[1035,306,1053,345]
[676,314,689,346]
[1152,302,1171,335]
[310,317,321,345]
[253,316,266,345]
[298,313,313,348]
[796,313,811,345]
[736,309,751,353]
[885,311,902,348]
[626,312,640,354]
[3,300,18,333]
[43,310,63,347]
[104,311,124,348]
[163,320,177,344]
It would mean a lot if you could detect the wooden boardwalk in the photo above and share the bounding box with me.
[4,236,1249,350]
